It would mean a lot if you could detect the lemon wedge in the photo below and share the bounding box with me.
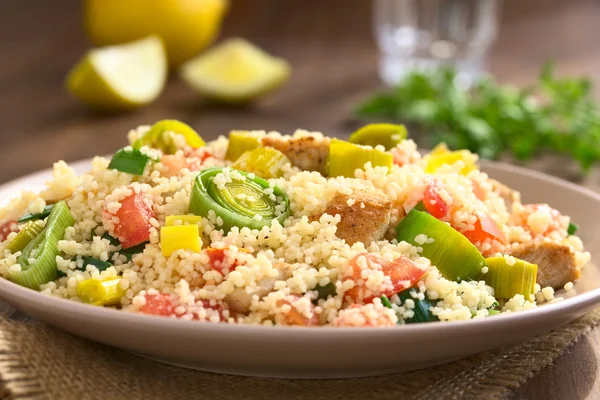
[179,38,290,103]
[65,36,167,111]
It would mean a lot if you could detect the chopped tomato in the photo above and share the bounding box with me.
[344,253,427,303]
[206,247,249,274]
[186,147,213,170]
[463,212,507,245]
[518,203,566,236]
[423,182,448,219]
[140,293,176,316]
[276,297,319,326]
[334,304,396,327]
[160,154,188,177]
[198,300,229,322]
[103,189,155,249]
[0,220,18,242]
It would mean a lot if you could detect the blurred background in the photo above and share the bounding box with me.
[1,0,600,184]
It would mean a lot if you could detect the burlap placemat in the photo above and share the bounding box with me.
[1,310,600,400]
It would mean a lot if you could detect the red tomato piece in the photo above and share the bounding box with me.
[206,247,249,274]
[423,183,449,219]
[140,293,177,316]
[160,154,188,177]
[344,253,427,303]
[0,220,18,242]
[463,212,507,245]
[276,297,319,326]
[103,190,155,249]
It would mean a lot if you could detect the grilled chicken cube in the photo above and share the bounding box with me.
[311,189,392,246]
[510,241,580,289]
[262,135,330,173]
[224,263,291,314]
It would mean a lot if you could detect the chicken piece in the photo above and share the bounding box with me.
[262,135,330,173]
[310,189,392,246]
[224,262,291,314]
[489,178,520,208]
[510,241,580,289]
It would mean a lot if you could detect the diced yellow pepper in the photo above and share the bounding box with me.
[165,215,203,226]
[160,224,202,256]
[77,277,125,306]
[424,143,478,175]
[225,131,261,161]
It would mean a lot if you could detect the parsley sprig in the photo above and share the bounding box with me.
[355,64,600,173]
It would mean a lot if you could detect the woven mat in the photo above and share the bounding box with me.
[0,310,599,400]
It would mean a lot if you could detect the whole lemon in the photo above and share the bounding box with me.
[83,0,228,67]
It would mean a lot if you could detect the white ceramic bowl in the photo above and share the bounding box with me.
[0,159,598,378]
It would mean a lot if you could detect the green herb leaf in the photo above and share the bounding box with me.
[354,66,600,174]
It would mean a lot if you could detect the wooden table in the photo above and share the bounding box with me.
[2,1,600,398]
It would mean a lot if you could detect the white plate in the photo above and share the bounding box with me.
[0,159,599,379]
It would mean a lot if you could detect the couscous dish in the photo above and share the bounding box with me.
[0,121,590,327]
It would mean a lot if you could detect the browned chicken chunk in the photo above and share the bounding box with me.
[510,241,580,289]
[262,135,330,174]
[224,263,291,314]
[310,190,392,246]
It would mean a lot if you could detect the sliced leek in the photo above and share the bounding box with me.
[315,282,336,301]
[5,221,44,253]
[82,256,112,272]
[189,167,290,232]
[327,139,393,178]
[348,123,408,150]
[225,131,261,161]
[231,147,290,179]
[484,256,538,299]
[160,224,202,257]
[395,209,485,282]
[77,277,125,306]
[133,119,205,154]
[9,201,75,290]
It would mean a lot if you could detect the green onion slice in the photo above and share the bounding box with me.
[225,131,261,161]
[9,201,75,290]
[327,138,393,178]
[483,256,538,299]
[231,147,290,179]
[349,123,408,150]
[395,209,485,282]
[380,295,393,309]
[108,148,154,175]
[567,222,578,235]
[18,205,54,223]
[133,119,205,154]
[81,256,112,272]
[5,221,45,253]
[189,167,290,232]
[398,289,438,323]
[118,241,148,262]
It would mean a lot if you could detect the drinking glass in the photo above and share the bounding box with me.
[374,0,500,86]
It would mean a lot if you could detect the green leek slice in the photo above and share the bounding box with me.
[315,282,336,301]
[484,256,538,299]
[231,147,290,179]
[327,139,393,178]
[225,131,261,161]
[5,221,44,253]
[348,123,408,150]
[380,294,393,309]
[9,201,75,290]
[395,209,485,282]
[108,148,153,175]
[397,289,438,323]
[132,119,205,154]
[189,167,290,232]
[18,205,54,223]
[77,277,125,306]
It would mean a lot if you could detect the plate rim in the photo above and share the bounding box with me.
[0,156,599,336]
